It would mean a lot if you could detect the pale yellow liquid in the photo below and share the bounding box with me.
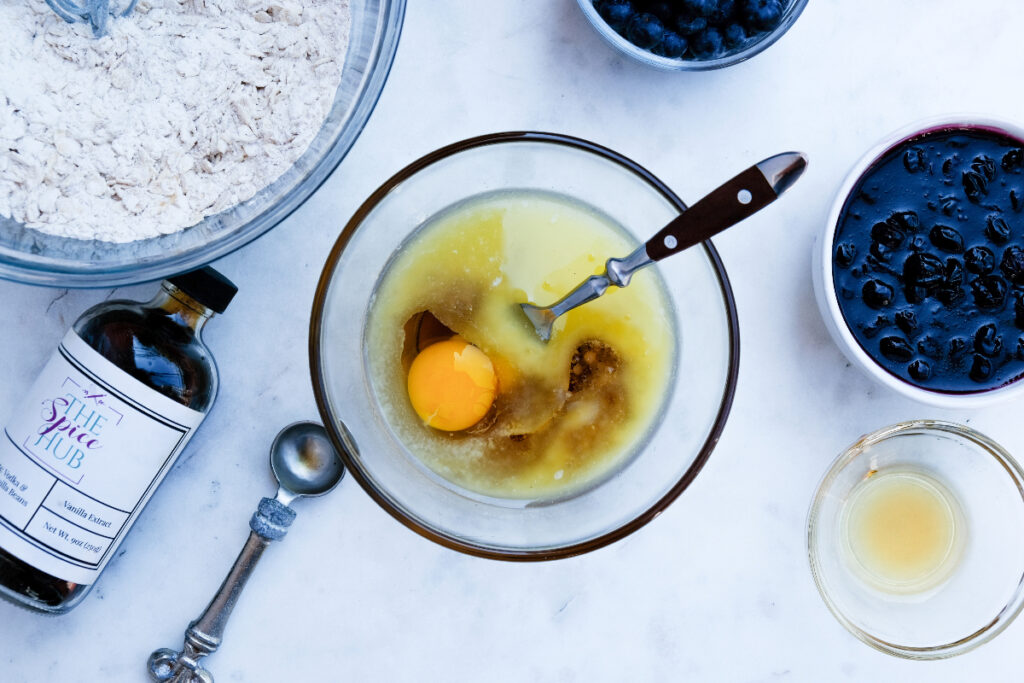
[842,470,965,594]
[365,190,676,499]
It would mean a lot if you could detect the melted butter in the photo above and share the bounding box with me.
[365,190,676,499]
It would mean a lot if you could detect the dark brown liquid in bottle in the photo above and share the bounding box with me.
[0,285,217,612]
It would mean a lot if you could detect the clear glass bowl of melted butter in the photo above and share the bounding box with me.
[311,133,739,559]
[808,420,1024,659]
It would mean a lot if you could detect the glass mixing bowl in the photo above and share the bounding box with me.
[808,420,1024,659]
[0,0,405,288]
[310,132,740,559]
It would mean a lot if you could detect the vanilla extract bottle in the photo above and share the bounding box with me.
[0,267,236,613]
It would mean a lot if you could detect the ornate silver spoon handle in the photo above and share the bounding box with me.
[147,498,296,683]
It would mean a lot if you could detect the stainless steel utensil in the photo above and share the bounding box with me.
[147,421,347,683]
[519,151,808,341]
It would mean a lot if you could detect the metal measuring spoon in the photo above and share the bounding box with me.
[519,152,808,341]
[147,421,347,683]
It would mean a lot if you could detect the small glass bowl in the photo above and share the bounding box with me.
[0,0,404,287]
[813,115,1024,408]
[808,420,1024,659]
[310,132,739,559]
[575,0,808,71]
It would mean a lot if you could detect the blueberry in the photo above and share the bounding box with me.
[862,279,895,309]
[861,314,891,339]
[965,246,995,274]
[640,0,673,21]
[681,0,716,16]
[1017,336,1024,360]
[944,258,964,288]
[888,210,921,233]
[1003,148,1024,172]
[596,0,635,30]
[674,14,708,35]
[689,27,726,58]
[908,359,932,382]
[709,0,737,24]
[902,252,945,290]
[903,146,927,173]
[871,221,905,248]
[869,241,895,263]
[917,335,943,359]
[626,13,665,48]
[835,243,857,268]
[880,336,914,362]
[741,0,784,30]
[973,154,998,181]
[1000,245,1024,285]
[971,274,1009,310]
[986,215,1012,244]
[974,323,1003,357]
[653,30,689,57]
[970,354,993,382]
[949,336,968,359]
[1012,189,1024,213]
[895,310,917,335]
[722,23,747,49]
[929,224,964,253]
[963,156,995,203]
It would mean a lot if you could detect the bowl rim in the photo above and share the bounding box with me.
[815,114,1024,409]
[308,131,741,561]
[0,0,406,289]
[806,419,1024,659]
[575,0,809,72]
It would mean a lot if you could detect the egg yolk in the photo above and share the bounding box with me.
[407,337,497,431]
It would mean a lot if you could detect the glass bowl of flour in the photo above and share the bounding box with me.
[0,0,404,287]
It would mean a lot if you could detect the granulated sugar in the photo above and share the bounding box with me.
[0,0,350,242]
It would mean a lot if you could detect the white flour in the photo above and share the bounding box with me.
[0,0,350,242]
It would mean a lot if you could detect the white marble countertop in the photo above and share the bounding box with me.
[2,0,1023,680]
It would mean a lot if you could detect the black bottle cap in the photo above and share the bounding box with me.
[166,266,238,314]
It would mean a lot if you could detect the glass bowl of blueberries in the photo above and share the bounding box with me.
[578,0,807,70]
[814,115,1024,408]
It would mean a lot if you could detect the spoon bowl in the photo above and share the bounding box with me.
[270,421,346,499]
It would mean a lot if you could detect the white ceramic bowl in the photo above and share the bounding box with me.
[813,114,1024,409]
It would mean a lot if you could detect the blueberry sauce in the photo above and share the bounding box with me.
[834,126,1024,393]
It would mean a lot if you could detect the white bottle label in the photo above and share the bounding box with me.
[0,331,205,585]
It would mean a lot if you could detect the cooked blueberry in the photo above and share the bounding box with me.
[862,279,895,309]
[971,274,1009,310]
[938,195,959,217]
[942,157,955,176]
[835,243,857,268]
[908,359,932,382]
[944,258,964,287]
[880,336,914,362]
[917,335,943,359]
[949,336,968,359]
[888,210,920,232]
[870,241,895,263]
[689,27,725,57]
[1017,336,1024,360]
[1001,245,1024,286]
[970,354,993,382]
[653,30,689,57]
[681,0,716,16]
[674,14,708,35]
[974,323,1003,357]
[596,0,635,30]
[986,215,1012,244]
[709,0,737,23]
[972,154,997,181]
[722,23,747,48]
[626,13,665,48]
[872,221,905,248]
[1012,189,1024,213]
[861,314,890,339]
[1004,148,1024,172]
[963,159,994,203]
[895,310,917,334]
[903,252,945,289]
[965,246,995,274]
[929,224,964,253]
[903,147,927,173]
